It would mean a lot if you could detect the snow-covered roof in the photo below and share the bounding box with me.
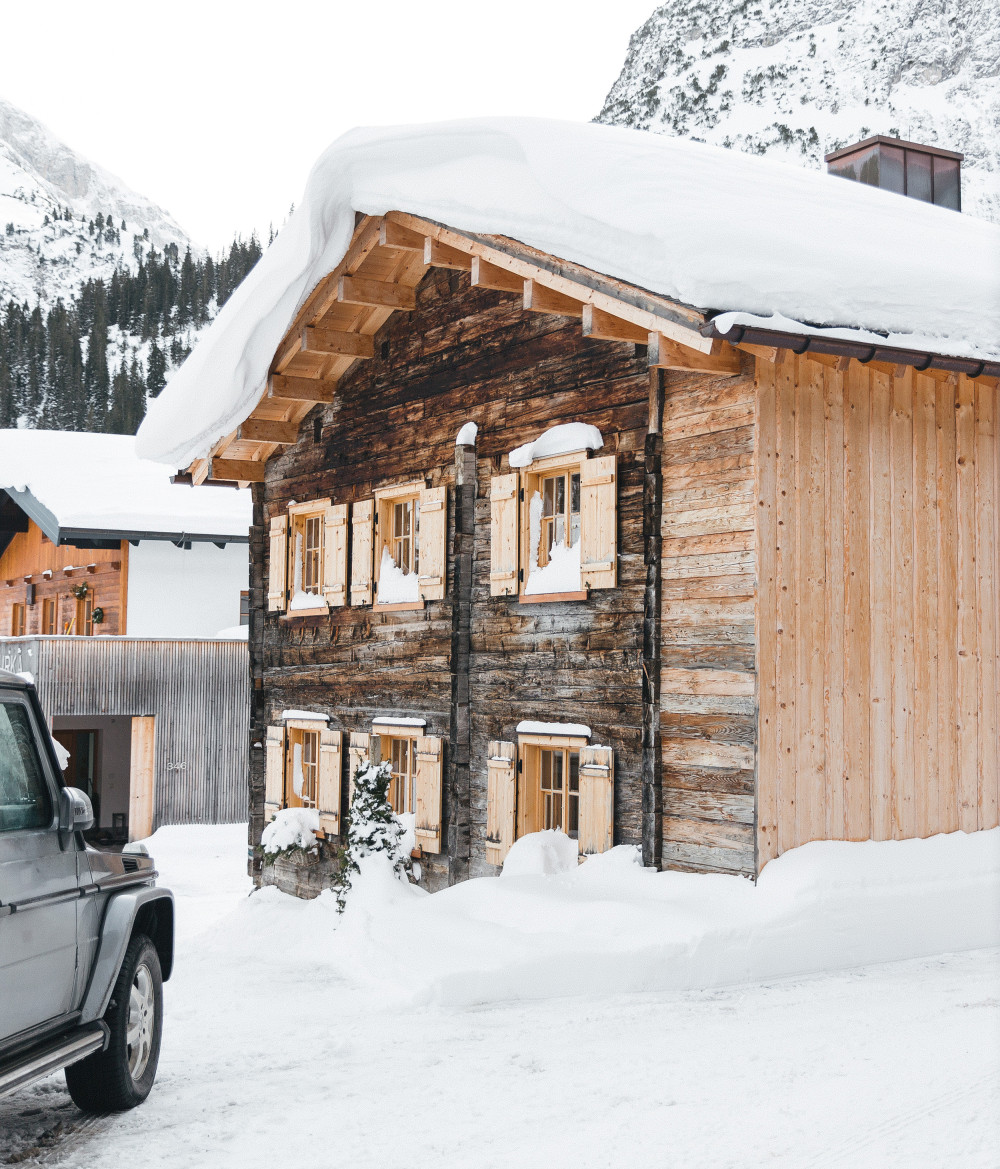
[0,430,251,542]
[136,117,1000,467]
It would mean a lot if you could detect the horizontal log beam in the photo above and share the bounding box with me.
[210,458,266,483]
[337,275,416,310]
[379,220,425,252]
[581,304,648,344]
[470,256,522,293]
[238,417,300,444]
[268,374,337,403]
[301,326,375,358]
[523,279,583,317]
[424,238,472,270]
[648,333,742,376]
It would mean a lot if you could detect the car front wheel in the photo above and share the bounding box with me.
[66,932,163,1112]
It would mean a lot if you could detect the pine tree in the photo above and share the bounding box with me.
[335,760,409,911]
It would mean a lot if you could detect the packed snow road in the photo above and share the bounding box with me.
[1,824,997,1168]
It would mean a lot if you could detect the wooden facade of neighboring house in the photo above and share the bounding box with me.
[0,516,128,638]
[174,211,999,895]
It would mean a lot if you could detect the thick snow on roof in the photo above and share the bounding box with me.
[137,117,1000,467]
[0,430,251,537]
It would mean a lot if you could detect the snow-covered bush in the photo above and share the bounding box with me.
[501,829,579,877]
[335,759,409,911]
[260,807,320,865]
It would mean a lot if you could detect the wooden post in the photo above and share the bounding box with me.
[248,482,268,882]
[447,440,476,882]
[642,368,665,868]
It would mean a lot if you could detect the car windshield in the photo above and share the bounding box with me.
[0,699,51,832]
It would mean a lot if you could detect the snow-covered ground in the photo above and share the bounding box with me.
[1,824,998,1167]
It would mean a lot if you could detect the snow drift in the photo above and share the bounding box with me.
[136,117,1000,468]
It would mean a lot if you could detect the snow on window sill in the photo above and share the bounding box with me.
[374,599,425,612]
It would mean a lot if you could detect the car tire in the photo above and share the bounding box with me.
[65,932,163,1112]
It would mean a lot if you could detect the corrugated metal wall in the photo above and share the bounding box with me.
[17,637,249,827]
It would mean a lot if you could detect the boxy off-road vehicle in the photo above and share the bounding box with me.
[0,668,173,1110]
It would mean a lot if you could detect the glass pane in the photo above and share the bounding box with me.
[552,752,563,792]
[0,702,51,832]
[555,476,565,517]
[542,478,555,518]
[934,157,960,210]
[570,473,581,516]
[906,151,932,202]
[568,792,578,837]
[879,145,905,194]
[569,753,579,792]
[540,750,550,787]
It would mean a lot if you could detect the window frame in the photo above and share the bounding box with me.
[375,722,424,815]
[75,590,93,637]
[41,597,57,636]
[373,481,426,612]
[286,499,330,617]
[518,452,590,603]
[11,602,26,637]
[283,718,325,809]
[515,728,589,840]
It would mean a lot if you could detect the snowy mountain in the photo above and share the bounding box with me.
[597,0,1000,224]
[0,98,194,307]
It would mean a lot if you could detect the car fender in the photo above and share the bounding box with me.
[79,886,174,1024]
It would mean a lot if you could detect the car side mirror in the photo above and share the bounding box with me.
[59,786,95,834]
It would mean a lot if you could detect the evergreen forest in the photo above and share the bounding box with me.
[0,231,263,435]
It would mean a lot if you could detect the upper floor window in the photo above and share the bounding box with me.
[267,499,348,615]
[75,590,93,637]
[11,603,25,637]
[490,425,616,602]
[41,597,56,635]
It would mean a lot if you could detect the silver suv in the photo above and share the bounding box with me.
[0,669,173,1111]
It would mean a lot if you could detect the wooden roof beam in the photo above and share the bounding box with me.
[523,279,583,318]
[300,327,375,359]
[471,256,522,293]
[379,220,425,252]
[268,374,337,403]
[211,458,266,483]
[238,417,300,445]
[648,332,742,376]
[582,305,648,344]
[337,275,416,310]
[424,238,472,270]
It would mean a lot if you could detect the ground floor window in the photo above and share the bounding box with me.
[380,733,419,815]
[534,745,580,838]
[286,726,320,809]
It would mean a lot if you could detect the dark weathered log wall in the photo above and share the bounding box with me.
[659,361,758,877]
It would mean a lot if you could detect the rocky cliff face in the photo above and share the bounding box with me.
[597,0,1000,223]
[0,99,193,306]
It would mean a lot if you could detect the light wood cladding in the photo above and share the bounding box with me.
[757,355,1000,865]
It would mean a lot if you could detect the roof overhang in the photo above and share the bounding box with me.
[0,488,249,548]
[183,211,744,485]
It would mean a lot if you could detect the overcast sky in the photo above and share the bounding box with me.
[2,0,657,250]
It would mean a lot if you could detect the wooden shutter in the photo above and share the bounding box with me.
[414,735,443,854]
[578,745,614,855]
[485,740,517,866]
[267,515,288,611]
[347,731,371,811]
[264,725,285,821]
[322,504,348,608]
[418,485,447,601]
[490,473,519,596]
[350,499,374,605]
[580,455,617,590]
[317,728,343,836]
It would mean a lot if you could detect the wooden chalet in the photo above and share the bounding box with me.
[151,126,1000,896]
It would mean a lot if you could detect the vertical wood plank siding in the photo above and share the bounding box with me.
[659,358,758,877]
[25,637,249,827]
[757,356,1000,861]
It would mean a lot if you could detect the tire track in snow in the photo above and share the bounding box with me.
[801,1074,995,1168]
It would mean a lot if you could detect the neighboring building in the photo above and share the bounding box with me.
[0,430,253,841]
[135,120,1000,894]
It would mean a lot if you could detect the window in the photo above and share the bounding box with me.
[383,734,418,814]
[484,726,614,866]
[287,727,320,808]
[75,591,93,637]
[490,443,616,601]
[268,500,348,615]
[264,719,343,836]
[0,700,51,832]
[41,597,56,635]
[371,482,446,609]
[239,591,250,626]
[11,603,25,636]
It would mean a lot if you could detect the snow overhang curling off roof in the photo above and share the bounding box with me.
[135,117,1000,469]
